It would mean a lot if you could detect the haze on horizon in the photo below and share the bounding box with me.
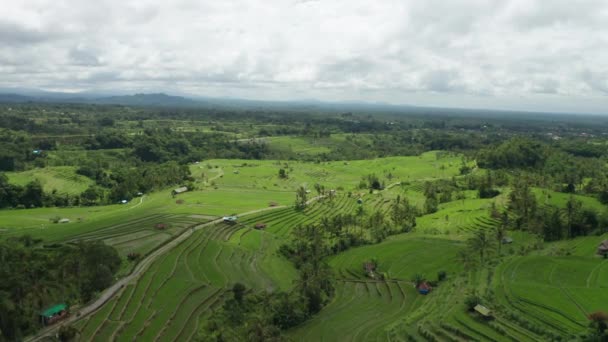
[1,0,607,114]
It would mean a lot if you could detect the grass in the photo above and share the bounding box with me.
[197,151,463,192]
[6,166,93,195]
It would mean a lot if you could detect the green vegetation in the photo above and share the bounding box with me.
[2,102,608,341]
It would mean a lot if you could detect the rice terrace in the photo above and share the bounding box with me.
[2,102,608,342]
[2,2,608,340]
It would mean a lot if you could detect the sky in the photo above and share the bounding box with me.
[1,0,607,114]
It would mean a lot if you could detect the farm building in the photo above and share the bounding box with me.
[474,304,493,319]
[254,223,267,229]
[155,223,168,230]
[223,216,238,223]
[58,218,70,224]
[417,282,432,295]
[172,186,188,196]
[40,303,68,325]
[501,237,514,244]
[598,240,608,257]
[363,262,376,278]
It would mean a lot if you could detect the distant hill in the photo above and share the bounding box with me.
[93,93,201,107]
[0,92,202,107]
[0,93,36,103]
[0,89,600,120]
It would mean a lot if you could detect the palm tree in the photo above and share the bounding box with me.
[467,230,495,265]
[495,220,507,256]
[295,186,308,210]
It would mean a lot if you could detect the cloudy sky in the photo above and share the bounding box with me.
[1,0,608,114]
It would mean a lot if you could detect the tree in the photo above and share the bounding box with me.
[586,311,608,342]
[467,230,495,265]
[412,274,425,287]
[509,176,537,230]
[81,185,103,206]
[21,180,44,208]
[390,195,417,232]
[295,186,308,210]
[232,282,246,304]
[495,222,506,256]
[465,294,482,311]
[278,168,287,179]
[58,325,79,342]
[565,196,583,238]
[424,193,438,214]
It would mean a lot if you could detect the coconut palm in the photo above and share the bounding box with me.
[467,230,495,265]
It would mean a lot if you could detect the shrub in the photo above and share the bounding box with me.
[464,294,481,311]
[127,252,141,261]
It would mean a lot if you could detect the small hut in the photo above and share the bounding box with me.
[417,282,432,295]
[223,216,238,224]
[474,304,493,319]
[598,240,608,258]
[254,223,267,229]
[40,303,68,325]
[58,218,70,224]
[363,262,376,278]
[172,186,188,196]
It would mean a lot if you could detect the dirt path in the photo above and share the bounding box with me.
[127,195,145,210]
[27,195,325,341]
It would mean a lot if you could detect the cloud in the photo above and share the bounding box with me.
[0,0,607,113]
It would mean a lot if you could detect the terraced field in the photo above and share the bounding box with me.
[417,194,503,231]
[69,213,212,258]
[404,233,608,342]
[6,166,94,195]
[492,254,608,338]
[76,220,296,341]
[289,280,423,341]
[329,236,465,281]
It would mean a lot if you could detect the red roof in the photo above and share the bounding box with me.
[417,282,431,290]
[363,262,376,273]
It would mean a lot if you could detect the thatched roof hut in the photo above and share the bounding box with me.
[598,240,608,256]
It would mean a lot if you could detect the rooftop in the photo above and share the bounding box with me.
[41,303,67,318]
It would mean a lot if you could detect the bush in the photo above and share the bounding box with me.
[437,271,447,282]
[464,294,481,311]
[127,252,141,261]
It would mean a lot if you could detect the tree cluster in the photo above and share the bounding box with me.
[0,237,121,340]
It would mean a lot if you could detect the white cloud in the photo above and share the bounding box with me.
[0,0,607,113]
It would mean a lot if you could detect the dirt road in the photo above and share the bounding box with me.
[27,196,326,341]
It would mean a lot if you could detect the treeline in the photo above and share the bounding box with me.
[506,176,606,241]
[0,161,191,209]
[478,137,608,199]
[0,236,121,340]
[77,161,191,204]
